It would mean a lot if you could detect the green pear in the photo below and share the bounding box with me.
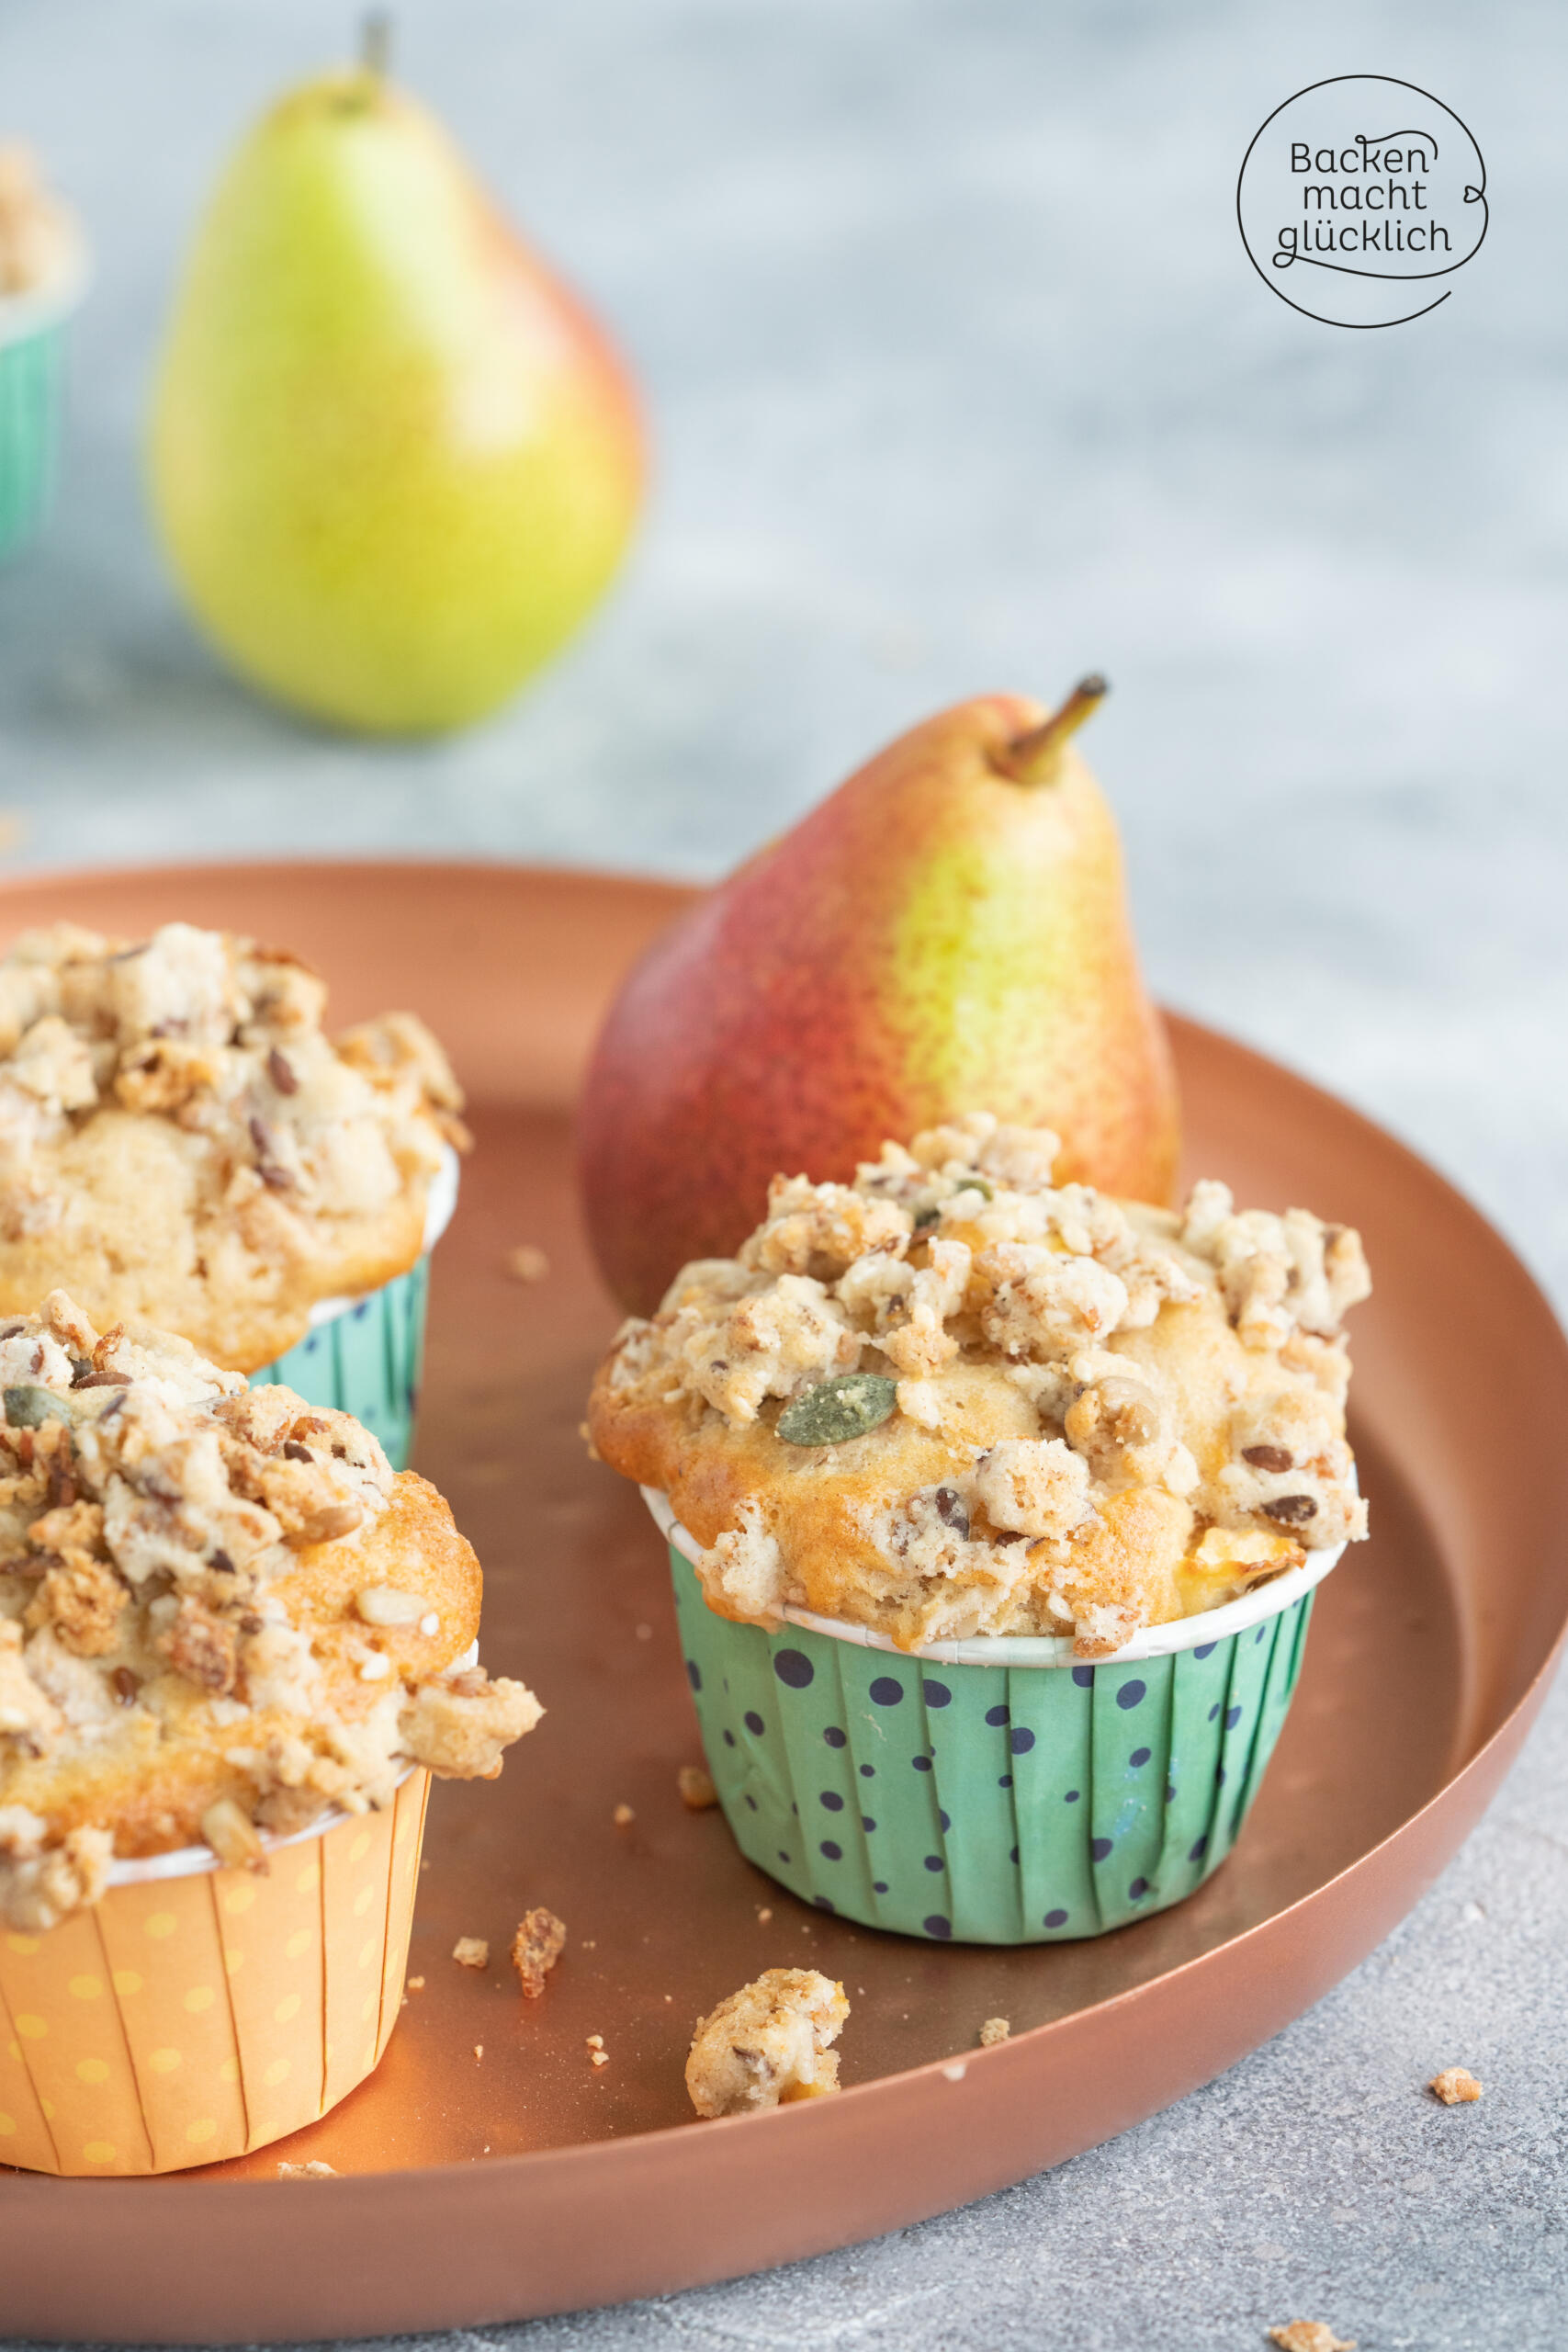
[148,34,643,736]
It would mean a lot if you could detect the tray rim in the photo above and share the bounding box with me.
[0,855,1563,2344]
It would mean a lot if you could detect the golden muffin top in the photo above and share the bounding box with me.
[0,921,467,1369]
[589,1112,1371,1657]
[0,1292,538,1930]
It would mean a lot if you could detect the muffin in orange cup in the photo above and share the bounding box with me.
[0,1290,539,2174]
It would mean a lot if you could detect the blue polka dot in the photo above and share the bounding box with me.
[819,1840,842,1860]
[1010,1726,1035,1756]
[859,1763,874,1778]
[924,1854,944,1872]
[820,1792,843,1812]
[923,1915,952,1939]
[985,1703,1010,1727]
[1189,1835,1209,1861]
[1009,1845,1019,1864]
[1193,1643,1216,1660]
[1129,1747,1151,1769]
[723,1679,729,1693]
[823,1725,847,1748]
[938,1809,952,1831]
[1072,1666,1094,1688]
[873,1880,889,1894]
[1257,1623,1270,1644]
[1167,1783,1177,1803]
[1207,1703,1221,1723]
[998,1773,1013,1789]
[861,1815,876,1831]
[353,1300,369,1322]
[778,1849,791,1861]
[791,1802,798,1814]
[813,1895,836,1912]
[685,1660,702,1691]
[723,1729,736,1747]
[870,1676,904,1707]
[912,1756,932,1772]
[922,1679,953,1708]
[1129,1876,1151,1900]
[1090,1837,1112,1861]
[744,1794,757,1811]
[1225,1704,1243,1729]
[1064,1789,1080,1804]
[1215,1766,1227,1785]
[1043,1907,1069,1929]
[743,1711,764,1736]
[773,1648,814,1688]
[1115,1679,1146,1712]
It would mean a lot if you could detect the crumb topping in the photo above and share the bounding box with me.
[0,922,467,1370]
[0,1293,540,1929]
[685,1966,849,2118]
[590,1112,1371,1655]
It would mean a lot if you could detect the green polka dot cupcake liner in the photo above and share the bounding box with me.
[648,1488,1344,1944]
[0,253,88,563]
[247,1148,457,1473]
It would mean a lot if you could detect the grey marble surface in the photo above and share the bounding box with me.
[1,1,1566,2346]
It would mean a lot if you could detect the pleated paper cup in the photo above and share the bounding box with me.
[0,1768,429,2177]
[0,242,89,564]
[250,1148,458,1471]
[648,1487,1344,1946]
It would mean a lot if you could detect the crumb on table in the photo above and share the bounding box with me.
[1430,2066,1483,2105]
[277,2159,337,2179]
[978,2017,1010,2047]
[1268,2325,1357,2352]
[504,1244,550,1283]
[613,1803,636,1827]
[678,1764,718,1810]
[452,1936,489,1970]
[512,1906,568,1997]
[686,1967,849,2119]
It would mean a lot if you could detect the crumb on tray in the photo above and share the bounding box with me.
[277,2159,337,2179]
[686,1967,849,2119]
[453,1936,490,1970]
[978,2017,1010,2047]
[613,1803,636,1827]
[677,1764,718,1810]
[512,1905,568,1997]
[504,1244,550,1283]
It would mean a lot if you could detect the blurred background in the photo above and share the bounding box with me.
[1,0,1562,1313]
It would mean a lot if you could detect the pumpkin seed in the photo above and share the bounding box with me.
[4,1385,64,1429]
[776,1373,898,1447]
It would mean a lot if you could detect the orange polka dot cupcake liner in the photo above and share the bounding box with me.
[0,1767,429,2176]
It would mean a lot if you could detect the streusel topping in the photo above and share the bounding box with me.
[0,1292,538,1928]
[0,922,466,1369]
[588,1113,1371,1655]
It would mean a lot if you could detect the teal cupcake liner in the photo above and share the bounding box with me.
[246,1149,457,1472]
[653,1491,1340,1944]
[0,257,87,563]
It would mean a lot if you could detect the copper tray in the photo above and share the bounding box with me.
[3,861,1565,2344]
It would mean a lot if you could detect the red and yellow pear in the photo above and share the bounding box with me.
[580,680,1180,1314]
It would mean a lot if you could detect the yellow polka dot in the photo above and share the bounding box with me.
[274,1992,302,2024]
[225,1950,245,1976]
[75,2057,110,2085]
[222,1883,256,1917]
[144,1910,177,1941]
[112,1970,143,1997]
[6,1932,39,1955]
[6,2040,18,2062]
[263,2058,291,2086]
[148,2048,182,2075]
[220,2055,240,2084]
[360,1995,378,2022]
[186,2117,218,2145]
[352,1884,376,1918]
[357,1939,378,1970]
[82,2140,117,2165]
[68,1973,103,2002]
[15,2014,47,2041]
[0,2112,14,2136]
[284,1929,310,1960]
[349,1830,372,1862]
[183,1985,216,2015]
[39,2098,55,2120]
[294,1861,320,1894]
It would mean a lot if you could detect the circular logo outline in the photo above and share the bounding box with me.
[1236,74,1488,329]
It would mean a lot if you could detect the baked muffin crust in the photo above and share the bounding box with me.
[0,1292,539,1928]
[0,922,467,1370]
[589,1113,1371,1656]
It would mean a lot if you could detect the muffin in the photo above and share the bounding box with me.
[0,1289,538,2173]
[589,1111,1371,1943]
[0,920,468,1464]
[0,143,88,561]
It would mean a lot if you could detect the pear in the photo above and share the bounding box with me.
[580,680,1179,1315]
[148,29,642,736]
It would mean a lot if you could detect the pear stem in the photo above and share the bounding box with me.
[361,10,393,78]
[999,674,1109,785]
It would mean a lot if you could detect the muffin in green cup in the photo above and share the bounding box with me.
[590,1112,1371,1944]
[0,143,88,561]
[0,920,467,1468]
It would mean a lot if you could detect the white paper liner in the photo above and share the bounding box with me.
[642,1485,1348,1669]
